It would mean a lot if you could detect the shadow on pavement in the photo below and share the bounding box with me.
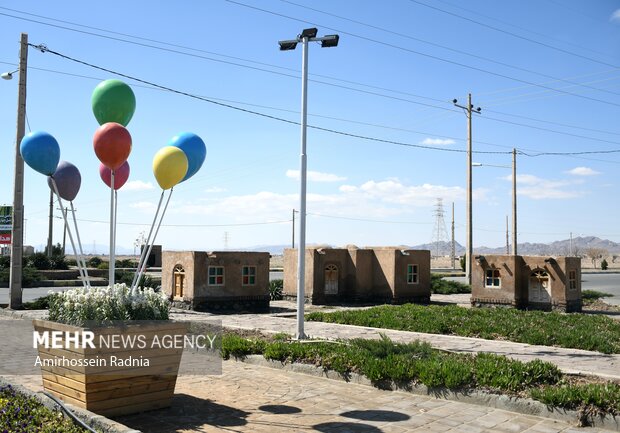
[115,393,249,432]
[314,421,383,432]
[258,404,302,414]
[340,409,410,422]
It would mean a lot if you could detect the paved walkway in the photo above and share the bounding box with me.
[172,310,620,380]
[8,363,612,433]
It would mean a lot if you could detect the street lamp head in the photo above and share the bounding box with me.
[321,34,339,48]
[452,98,458,104]
[476,107,481,112]
[278,40,298,51]
[300,27,318,38]
[471,162,483,167]
[1,69,18,80]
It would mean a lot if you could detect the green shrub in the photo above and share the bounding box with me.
[269,279,283,300]
[0,255,9,270]
[23,294,52,310]
[430,274,471,294]
[0,385,89,432]
[531,383,620,416]
[0,265,41,287]
[221,333,267,359]
[601,259,609,270]
[66,258,78,267]
[87,256,103,268]
[26,252,51,270]
[474,353,561,392]
[49,254,68,270]
[116,258,137,268]
[97,261,109,270]
[115,270,156,288]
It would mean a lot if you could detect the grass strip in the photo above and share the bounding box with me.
[221,333,619,417]
[307,303,620,354]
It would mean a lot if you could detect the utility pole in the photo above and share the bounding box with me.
[9,33,28,310]
[453,94,481,285]
[47,190,53,257]
[451,202,455,269]
[505,215,509,254]
[512,148,517,256]
[569,232,573,256]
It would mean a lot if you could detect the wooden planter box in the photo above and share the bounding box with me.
[33,319,187,417]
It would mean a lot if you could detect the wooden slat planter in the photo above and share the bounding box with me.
[33,319,187,417]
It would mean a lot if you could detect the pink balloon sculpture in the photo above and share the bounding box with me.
[99,161,130,190]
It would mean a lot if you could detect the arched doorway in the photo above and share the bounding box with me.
[324,264,339,295]
[529,269,550,303]
[173,264,185,298]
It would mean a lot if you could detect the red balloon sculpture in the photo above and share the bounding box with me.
[99,161,130,190]
[93,122,132,170]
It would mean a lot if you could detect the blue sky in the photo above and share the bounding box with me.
[1,0,619,253]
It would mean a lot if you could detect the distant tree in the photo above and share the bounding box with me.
[601,259,609,270]
[612,255,618,264]
[585,248,607,268]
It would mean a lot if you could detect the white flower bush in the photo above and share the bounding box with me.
[48,283,170,326]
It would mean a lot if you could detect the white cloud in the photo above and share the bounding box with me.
[566,166,600,176]
[286,169,346,182]
[205,186,227,193]
[122,180,154,191]
[611,9,620,22]
[503,174,583,200]
[420,137,455,146]
[172,178,482,222]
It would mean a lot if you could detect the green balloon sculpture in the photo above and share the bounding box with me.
[91,79,136,126]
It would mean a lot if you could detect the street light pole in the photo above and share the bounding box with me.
[47,190,53,257]
[9,33,28,310]
[279,28,339,340]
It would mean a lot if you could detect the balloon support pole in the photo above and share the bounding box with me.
[134,188,173,290]
[109,172,115,287]
[131,190,165,290]
[70,201,91,288]
[50,178,88,289]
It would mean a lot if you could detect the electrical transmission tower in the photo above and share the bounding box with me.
[432,198,449,258]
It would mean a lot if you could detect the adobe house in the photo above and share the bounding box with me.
[283,246,431,304]
[471,254,582,312]
[161,250,270,312]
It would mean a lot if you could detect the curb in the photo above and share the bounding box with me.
[235,355,620,431]
[0,377,140,433]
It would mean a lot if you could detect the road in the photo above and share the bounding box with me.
[1,272,619,305]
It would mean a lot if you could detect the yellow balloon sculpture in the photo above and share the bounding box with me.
[153,146,189,190]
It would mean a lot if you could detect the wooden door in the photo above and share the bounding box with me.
[529,270,550,303]
[324,264,338,295]
[173,265,185,298]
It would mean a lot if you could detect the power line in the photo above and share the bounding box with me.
[433,0,613,60]
[73,218,291,227]
[279,0,620,98]
[226,0,620,109]
[407,0,620,70]
[29,43,512,155]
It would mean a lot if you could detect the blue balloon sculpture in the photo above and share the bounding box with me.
[47,161,81,201]
[168,132,206,181]
[20,131,60,176]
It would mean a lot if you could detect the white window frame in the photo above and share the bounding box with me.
[485,269,501,288]
[242,265,257,286]
[407,264,419,284]
[208,266,225,286]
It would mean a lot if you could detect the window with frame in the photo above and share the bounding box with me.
[407,264,418,284]
[568,270,577,290]
[485,269,501,288]
[242,266,256,285]
[208,266,224,286]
